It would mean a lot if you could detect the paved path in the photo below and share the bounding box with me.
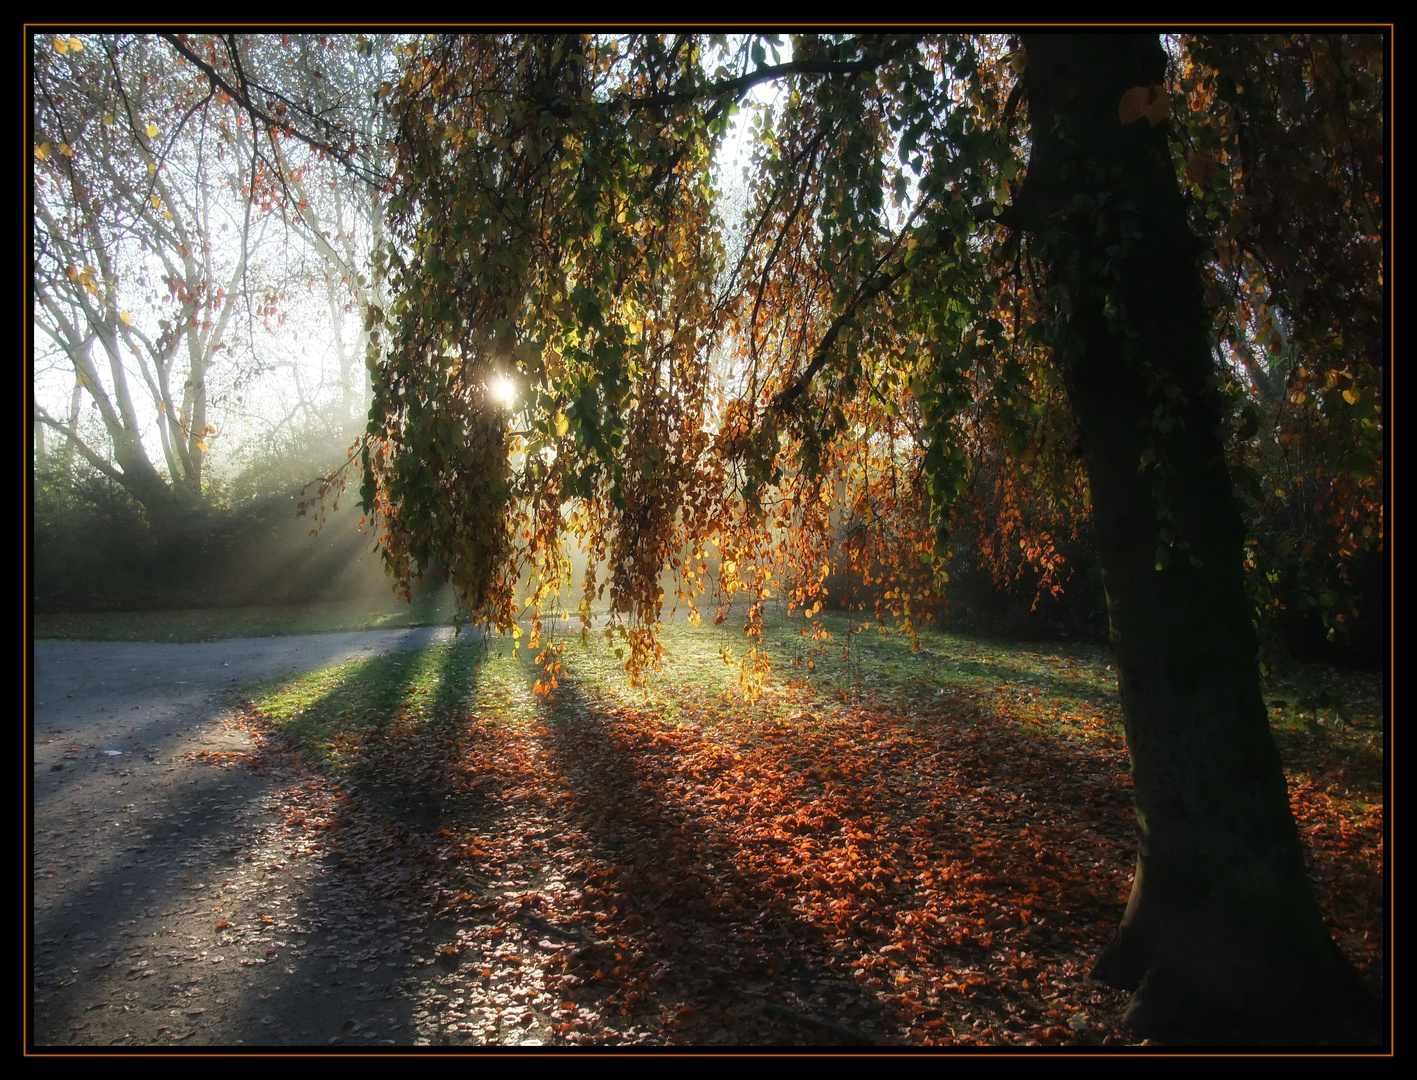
[30,626,496,1049]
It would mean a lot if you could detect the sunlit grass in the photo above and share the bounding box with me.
[45,590,1381,773]
[243,605,1377,760]
[250,637,501,770]
[531,610,1128,746]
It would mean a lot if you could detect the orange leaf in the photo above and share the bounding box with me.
[1118,86,1149,125]
[1119,85,1168,127]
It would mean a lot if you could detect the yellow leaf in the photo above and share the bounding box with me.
[1342,388,1359,405]
[58,142,73,157]
[146,122,159,139]
[53,36,68,54]
[103,113,114,125]
[35,142,51,161]
[68,37,83,52]
[151,195,163,209]
[120,311,133,325]
[554,412,568,437]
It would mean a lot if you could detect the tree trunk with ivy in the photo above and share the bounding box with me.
[1011,33,1376,1044]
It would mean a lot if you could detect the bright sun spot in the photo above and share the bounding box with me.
[489,375,517,409]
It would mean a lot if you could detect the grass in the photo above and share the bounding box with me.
[245,606,1382,770]
[35,589,1383,810]
[250,635,499,770]
[34,586,1383,766]
[32,588,459,642]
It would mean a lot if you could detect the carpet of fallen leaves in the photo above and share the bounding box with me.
[233,626,1386,1047]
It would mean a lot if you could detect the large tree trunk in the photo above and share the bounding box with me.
[1013,34,1377,1045]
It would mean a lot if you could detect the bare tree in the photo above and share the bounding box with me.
[32,33,396,519]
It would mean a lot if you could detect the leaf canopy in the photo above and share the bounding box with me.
[361,33,1384,683]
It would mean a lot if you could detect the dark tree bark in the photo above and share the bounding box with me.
[1012,34,1378,1045]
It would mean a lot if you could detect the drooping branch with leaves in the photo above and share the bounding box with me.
[360,33,1383,1044]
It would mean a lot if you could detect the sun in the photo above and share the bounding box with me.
[489,374,517,409]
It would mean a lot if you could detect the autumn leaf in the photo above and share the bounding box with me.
[35,143,51,161]
[1144,87,1169,125]
[1185,148,1218,187]
[146,122,159,139]
[1119,85,1168,127]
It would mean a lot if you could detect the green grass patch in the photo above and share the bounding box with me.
[536,610,1127,744]
[243,605,1382,773]
[249,632,549,772]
